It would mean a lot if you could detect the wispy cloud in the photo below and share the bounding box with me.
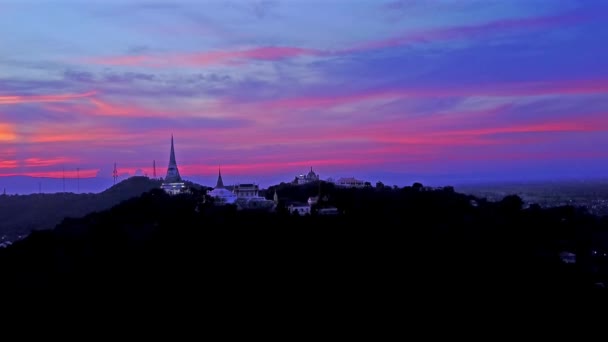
[81,10,588,69]
[83,46,320,67]
[228,79,608,116]
[24,157,74,167]
[0,91,96,105]
[346,11,588,52]
[249,0,279,19]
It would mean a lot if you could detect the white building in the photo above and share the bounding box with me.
[288,204,311,215]
[559,251,576,264]
[233,183,260,198]
[296,167,320,185]
[207,168,237,205]
[161,182,187,195]
[307,196,319,206]
[233,183,275,210]
[318,208,339,215]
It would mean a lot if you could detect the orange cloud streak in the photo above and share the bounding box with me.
[0,123,16,141]
[0,91,96,105]
[44,97,185,118]
[24,157,75,167]
[28,130,117,143]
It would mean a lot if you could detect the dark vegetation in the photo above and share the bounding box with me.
[0,176,163,241]
[1,180,608,300]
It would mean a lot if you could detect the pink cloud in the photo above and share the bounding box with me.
[0,169,99,178]
[239,79,608,116]
[344,107,607,143]
[443,150,608,163]
[0,160,18,169]
[43,97,170,118]
[84,46,320,67]
[439,111,608,138]
[87,98,140,116]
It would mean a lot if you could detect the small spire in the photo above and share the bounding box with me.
[169,135,177,165]
[216,166,225,188]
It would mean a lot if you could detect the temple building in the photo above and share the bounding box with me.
[207,168,237,205]
[206,168,273,210]
[233,183,275,210]
[295,167,320,185]
[233,183,260,198]
[161,135,187,195]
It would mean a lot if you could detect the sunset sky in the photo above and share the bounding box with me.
[1,0,608,192]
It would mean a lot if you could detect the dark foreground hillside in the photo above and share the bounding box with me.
[1,185,607,302]
[0,176,163,241]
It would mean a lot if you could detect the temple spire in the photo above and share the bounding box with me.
[216,166,225,189]
[169,134,177,166]
[164,134,182,182]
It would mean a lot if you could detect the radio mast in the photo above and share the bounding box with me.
[77,168,80,193]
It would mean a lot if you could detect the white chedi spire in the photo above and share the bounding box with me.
[165,134,182,183]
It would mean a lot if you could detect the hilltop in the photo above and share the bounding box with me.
[0,176,164,242]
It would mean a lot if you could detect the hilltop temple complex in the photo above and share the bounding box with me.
[158,136,353,210]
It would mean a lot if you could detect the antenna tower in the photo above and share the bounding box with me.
[113,163,118,185]
[153,160,157,178]
[77,168,80,193]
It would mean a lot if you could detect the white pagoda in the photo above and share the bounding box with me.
[207,168,237,204]
[160,135,186,195]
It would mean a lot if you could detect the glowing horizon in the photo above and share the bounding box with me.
[1,0,608,189]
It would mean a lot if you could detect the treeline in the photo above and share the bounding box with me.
[1,182,608,299]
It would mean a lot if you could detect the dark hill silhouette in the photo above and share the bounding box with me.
[1,182,607,301]
[0,176,163,241]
